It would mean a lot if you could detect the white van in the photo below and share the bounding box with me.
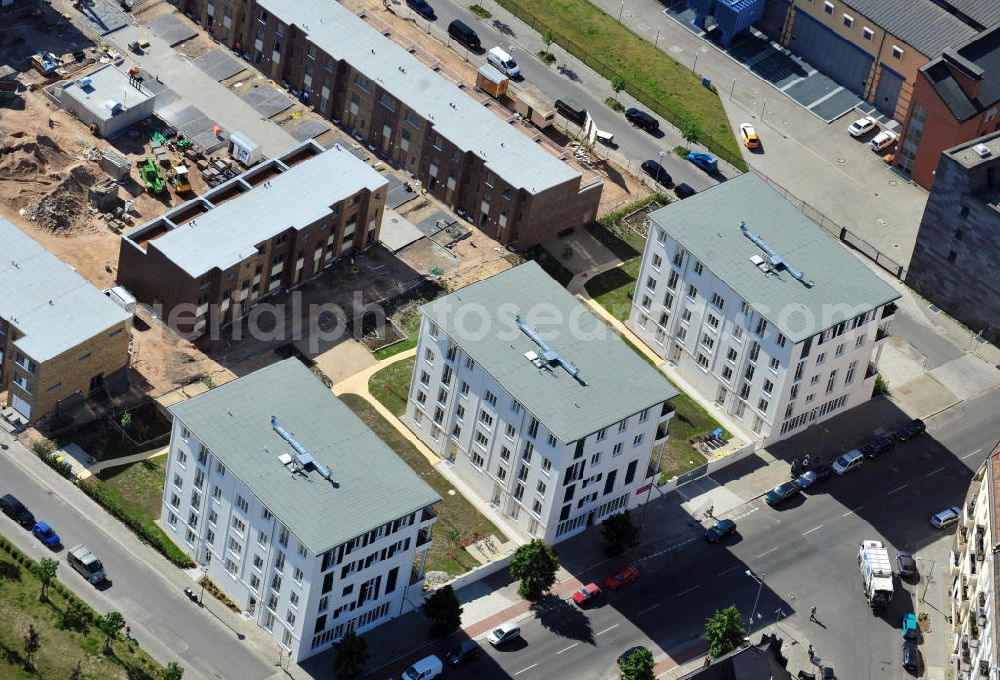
[832,449,864,475]
[487,47,520,78]
[400,654,443,680]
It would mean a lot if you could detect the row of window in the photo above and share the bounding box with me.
[813,1,904,59]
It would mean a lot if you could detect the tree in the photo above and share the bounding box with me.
[332,629,369,680]
[120,411,132,444]
[611,74,626,95]
[601,510,639,556]
[509,539,559,600]
[61,598,89,632]
[163,661,185,680]
[704,605,746,658]
[98,611,125,655]
[542,28,555,49]
[70,660,83,680]
[35,558,59,602]
[683,120,703,146]
[422,585,463,638]
[23,624,40,671]
[618,645,655,680]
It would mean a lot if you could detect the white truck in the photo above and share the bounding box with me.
[68,544,107,586]
[858,540,893,609]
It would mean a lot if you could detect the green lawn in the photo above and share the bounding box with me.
[0,536,167,679]
[369,358,417,417]
[340,394,501,577]
[661,394,716,479]
[373,308,423,361]
[584,258,642,321]
[495,0,746,170]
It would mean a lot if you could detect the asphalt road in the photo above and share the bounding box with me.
[401,1,720,192]
[0,435,273,680]
[422,386,1000,680]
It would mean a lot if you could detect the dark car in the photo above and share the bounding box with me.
[765,481,801,507]
[625,107,659,133]
[447,19,481,51]
[1,494,35,528]
[32,521,61,548]
[897,551,917,579]
[902,640,919,671]
[640,160,672,187]
[445,640,482,667]
[704,518,736,543]
[406,0,435,18]
[861,435,896,459]
[617,646,649,666]
[893,419,926,442]
[796,463,834,489]
[555,97,587,126]
[674,182,696,199]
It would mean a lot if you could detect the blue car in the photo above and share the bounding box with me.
[32,521,60,548]
[687,151,718,173]
[902,612,918,640]
[406,0,435,18]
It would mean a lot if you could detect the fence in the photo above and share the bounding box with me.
[492,0,747,172]
[750,169,908,280]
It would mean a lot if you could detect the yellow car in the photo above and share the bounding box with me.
[739,123,760,149]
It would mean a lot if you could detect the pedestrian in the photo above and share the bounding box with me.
[809,606,817,621]
[125,624,131,639]
[808,644,813,659]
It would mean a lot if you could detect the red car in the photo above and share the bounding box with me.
[572,582,601,606]
[604,565,640,591]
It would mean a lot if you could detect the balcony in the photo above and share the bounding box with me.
[865,362,878,380]
[661,401,676,417]
[420,506,437,523]
[416,527,432,548]
[654,423,670,442]
[875,325,891,342]
[881,302,897,319]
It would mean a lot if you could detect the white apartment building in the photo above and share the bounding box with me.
[160,359,439,662]
[950,442,1000,680]
[628,174,900,444]
[403,262,679,544]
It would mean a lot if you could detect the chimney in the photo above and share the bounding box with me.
[941,47,986,102]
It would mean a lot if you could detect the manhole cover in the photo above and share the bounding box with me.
[837,158,846,163]
[638,22,648,31]
[624,9,633,18]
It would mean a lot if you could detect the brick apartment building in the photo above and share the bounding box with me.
[0,216,132,425]
[117,141,387,335]
[897,25,1000,189]
[173,0,602,247]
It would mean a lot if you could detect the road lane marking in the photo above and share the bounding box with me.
[888,483,909,495]
[556,643,579,655]
[515,664,538,675]
[638,603,661,615]
[925,466,946,478]
[802,524,823,536]
[677,585,702,597]
[757,547,779,558]
[963,449,983,460]
[842,505,863,517]
[596,624,620,636]
[718,565,741,577]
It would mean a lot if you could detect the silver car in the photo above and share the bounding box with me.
[930,507,961,529]
[487,620,520,647]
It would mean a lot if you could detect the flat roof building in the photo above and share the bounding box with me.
[0,216,132,425]
[174,0,602,246]
[117,140,388,335]
[58,64,156,139]
[162,359,440,661]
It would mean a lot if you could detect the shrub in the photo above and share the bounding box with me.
[673,145,691,157]
[605,97,624,112]
[537,51,556,64]
[469,4,491,19]
[198,576,241,613]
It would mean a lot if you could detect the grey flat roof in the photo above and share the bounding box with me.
[420,262,679,443]
[258,0,580,194]
[841,0,977,57]
[938,0,1000,30]
[169,359,440,555]
[0,216,131,362]
[140,144,387,277]
[61,64,155,122]
[647,174,900,344]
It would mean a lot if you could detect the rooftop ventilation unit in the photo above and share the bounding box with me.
[740,221,813,288]
[516,316,586,385]
[271,416,333,481]
[973,143,991,158]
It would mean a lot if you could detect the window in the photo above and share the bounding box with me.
[590,451,601,465]
[835,343,845,358]
[816,352,826,366]
[768,357,780,372]
[862,26,874,41]
[465,357,475,370]
[823,1,833,14]
[612,442,623,456]
[892,45,903,60]
[632,434,644,447]
[681,308,692,324]
[170,493,180,509]
[258,530,267,546]
[505,424,516,439]
[478,409,493,427]
[416,391,427,405]
[532,500,543,516]
[228,537,242,555]
[826,370,838,394]
[618,419,628,433]
[810,375,820,386]
[232,516,246,534]
[420,371,430,386]
[696,353,710,369]
[855,335,865,349]
[496,465,508,480]
[253,554,264,570]
[726,348,738,363]
[236,496,249,513]
[694,261,704,275]
[667,271,678,290]
[757,398,769,413]
[721,366,733,382]
[710,293,725,310]
[537,480,547,496]
[474,431,489,448]
[755,318,767,337]
[687,284,698,300]
[596,428,607,442]
[652,254,662,269]
[460,381,470,395]
[646,276,657,291]
[547,433,558,447]
[500,446,511,462]
[528,417,539,438]
[522,441,534,462]
[707,314,720,330]
[290,591,300,607]
[701,333,715,350]
[542,457,552,473]
[776,334,786,348]
[471,451,484,468]
[641,295,652,310]
[845,360,857,384]
[842,13,853,28]
[484,390,497,407]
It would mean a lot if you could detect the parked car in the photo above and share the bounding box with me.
[704,518,736,543]
[67,544,107,586]
[796,464,834,489]
[487,621,521,647]
[617,646,649,666]
[832,449,865,475]
[674,182,696,199]
[902,612,918,640]
[861,436,896,459]
[487,46,520,77]
[447,19,481,51]
[848,116,878,137]
[445,640,482,667]
[572,582,601,606]
[399,654,443,680]
[897,551,917,579]
[640,159,672,187]
[765,481,801,507]
[930,506,961,529]
[0,494,35,528]
[870,130,899,152]
[604,565,640,590]
[902,640,920,672]
[32,521,60,548]
[406,0,435,19]
[893,419,926,442]
[687,151,718,172]
[554,97,587,126]
[625,107,659,133]
[739,123,759,149]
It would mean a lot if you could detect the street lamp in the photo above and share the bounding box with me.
[745,569,765,630]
